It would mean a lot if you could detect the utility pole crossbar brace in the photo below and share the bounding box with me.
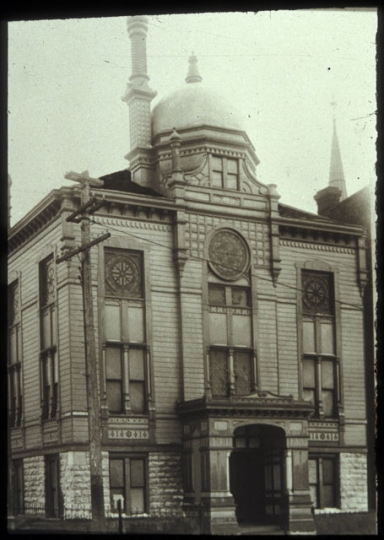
[57,170,108,529]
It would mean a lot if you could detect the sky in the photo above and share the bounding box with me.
[8,9,377,227]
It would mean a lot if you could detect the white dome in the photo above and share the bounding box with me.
[152,83,244,138]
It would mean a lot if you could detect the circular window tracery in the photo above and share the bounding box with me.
[208,229,250,281]
[303,274,331,313]
[105,255,141,297]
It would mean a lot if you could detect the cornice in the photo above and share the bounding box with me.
[280,238,356,254]
[177,393,313,420]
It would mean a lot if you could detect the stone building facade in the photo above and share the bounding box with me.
[8,16,375,535]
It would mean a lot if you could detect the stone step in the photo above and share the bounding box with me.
[238,523,286,535]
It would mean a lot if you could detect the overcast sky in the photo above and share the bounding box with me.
[8,9,377,227]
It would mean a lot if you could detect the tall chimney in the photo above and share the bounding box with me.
[123,16,157,185]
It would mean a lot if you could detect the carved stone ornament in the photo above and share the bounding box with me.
[105,252,142,298]
[41,257,55,305]
[302,273,332,314]
[208,229,250,280]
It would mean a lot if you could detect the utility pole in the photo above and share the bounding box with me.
[57,171,110,530]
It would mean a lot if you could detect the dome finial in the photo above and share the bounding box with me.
[185,53,202,84]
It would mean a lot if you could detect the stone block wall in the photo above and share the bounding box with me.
[102,451,112,517]
[148,452,184,517]
[24,456,45,515]
[340,453,368,511]
[60,452,91,519]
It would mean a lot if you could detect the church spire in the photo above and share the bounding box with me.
[185,53,202,84]
[329,100,347,200]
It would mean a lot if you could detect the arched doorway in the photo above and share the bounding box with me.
[229,424,287,526]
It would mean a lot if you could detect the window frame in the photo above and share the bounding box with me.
[45,454,62,518]
[39,255,58,421]
[109,455,148,516]
[8,280,23,428]
[300,270,339,419]
[11,459,24,515]
[207,282,256,397]
[102,248,148,417]
[209,154,240,191]
[308,455,339,510]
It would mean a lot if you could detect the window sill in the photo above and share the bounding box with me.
[313,508,341,514]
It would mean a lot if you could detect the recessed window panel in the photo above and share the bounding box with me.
[234,351,252,395]
[105,304,120,341]
[110,459,124,487]
[209,286,226,306]
[227,159,238,174]
[209,312,228,345]
[303,389,315,404]
[210,350,228,397]
[130,381,145,414]
[10,328,18,364]
[303,359,315,388]
[106,347,122,379]
[321,321,335,354]
[303,320,315,353]
[323,459,334,484]
[231,288,250,307]
[323,485,335,508]
[212,156,223,171]
[322,389,334,417]
[127,304,145,343]
[212,171,223,187]
[107,381,123,413]
[41,309,51,350]
[130,488,145,514]
[51,307,57,346]
[131,459,145,487]
[322,361,334,389]
[130,349,145,380]
[308,459,318,484]
[233,314,252,347]
[227,174,238,190]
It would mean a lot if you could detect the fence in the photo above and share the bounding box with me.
[8,500,149,534]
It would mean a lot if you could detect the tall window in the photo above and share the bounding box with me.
[208,284,254,397]
[8,280,23,427]
[40,256,58,420]
[12,459,24,515]
[45,454,62,518]
[309,455,338,509]
[104,249,147,415]
[210,156,239,190]
[301,271,337,417]
[109,456,147,515]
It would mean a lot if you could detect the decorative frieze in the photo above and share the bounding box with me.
[108,428,149,440]
[185,214,270,267]
[309,431,339,442]
[98,217,172,232]
[280,239,355,254]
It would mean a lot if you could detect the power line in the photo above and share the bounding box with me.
[89,217,364,312]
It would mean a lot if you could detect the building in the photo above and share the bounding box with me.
[8,16,376,535]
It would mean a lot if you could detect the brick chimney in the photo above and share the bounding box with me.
[122,16,157,188]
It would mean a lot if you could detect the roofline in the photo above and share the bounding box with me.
[8,186,77,239]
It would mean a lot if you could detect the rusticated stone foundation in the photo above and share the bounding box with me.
[339,453,368,511]
[23,456,45,515]
[60,451,92,519]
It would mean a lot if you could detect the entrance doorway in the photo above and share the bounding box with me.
[229,424,286,526]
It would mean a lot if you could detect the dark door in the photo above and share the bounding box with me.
[230,424,286,526]
[264,448,284,522]
[230,450,264,523]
